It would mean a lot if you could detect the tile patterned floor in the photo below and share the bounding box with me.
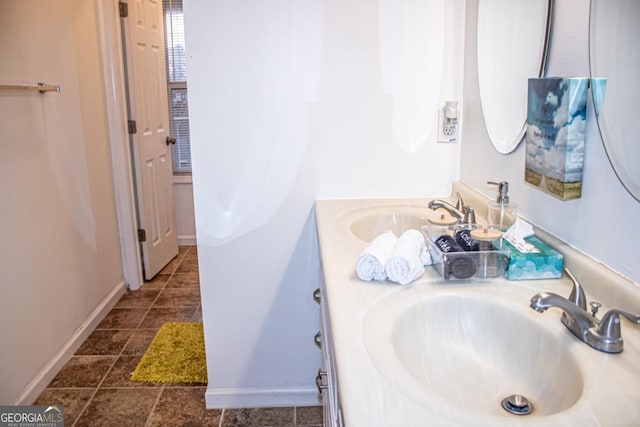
[35,246,322,427]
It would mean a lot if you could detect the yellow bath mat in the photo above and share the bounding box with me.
[131,322,207,384]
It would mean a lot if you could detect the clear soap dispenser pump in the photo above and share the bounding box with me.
[487,181,517,231]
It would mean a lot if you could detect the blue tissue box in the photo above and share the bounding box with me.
[502,235,564,280]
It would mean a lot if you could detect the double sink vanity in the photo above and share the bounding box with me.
[314,182,640,426]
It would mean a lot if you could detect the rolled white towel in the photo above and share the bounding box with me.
[356,231,398,281]
[385,229,431,285]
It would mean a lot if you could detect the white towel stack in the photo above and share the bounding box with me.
[355,231,398,281]
[356,229,431,285]
[385,229,431,285]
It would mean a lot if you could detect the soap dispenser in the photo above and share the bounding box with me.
[487,181,517,232]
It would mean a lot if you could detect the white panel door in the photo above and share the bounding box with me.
[123,0,178,279]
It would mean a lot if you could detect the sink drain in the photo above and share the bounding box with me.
[501,394,534,415]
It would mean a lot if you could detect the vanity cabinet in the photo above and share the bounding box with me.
[314,281,344,427]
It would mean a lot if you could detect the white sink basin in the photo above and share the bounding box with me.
[316,196,640,426]
[363,286,585,421]
[337,205,433,242]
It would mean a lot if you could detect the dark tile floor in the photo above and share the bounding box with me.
[35,246,322,426]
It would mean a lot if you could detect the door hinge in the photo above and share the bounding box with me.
[119,1,128,18]
[137,229,146,242]
[128,119,137,134]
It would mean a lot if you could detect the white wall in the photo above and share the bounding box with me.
[461,0,640,284]
[173,177,197,245]
[0,0,125,404]
[185,0,466,407]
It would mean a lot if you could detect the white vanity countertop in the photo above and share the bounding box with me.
[314,185,640,426]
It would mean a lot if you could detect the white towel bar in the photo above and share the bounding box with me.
[0,82,60,94]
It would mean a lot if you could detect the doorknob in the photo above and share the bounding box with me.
[166,136,176,145]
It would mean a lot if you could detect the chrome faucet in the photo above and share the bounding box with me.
[428,193,476,226]
[530,269,640,353]
[427,199,464,221]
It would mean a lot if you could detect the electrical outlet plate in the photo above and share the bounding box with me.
[437,108,458,143]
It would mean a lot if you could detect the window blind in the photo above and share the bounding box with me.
[163,0,191,173]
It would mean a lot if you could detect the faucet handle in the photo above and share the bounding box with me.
[596,309,640,340]
[455,192,465,212]
[564,268,587,310]
[462,206,476,226]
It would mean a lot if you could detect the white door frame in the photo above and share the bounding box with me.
[95,0,143,290]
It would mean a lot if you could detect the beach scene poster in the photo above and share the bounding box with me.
[525,77,589,200]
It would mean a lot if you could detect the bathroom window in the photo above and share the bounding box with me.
[163,0,191,173]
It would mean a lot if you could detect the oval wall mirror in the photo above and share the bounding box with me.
[477,0,553,154]
[589,0,640,202]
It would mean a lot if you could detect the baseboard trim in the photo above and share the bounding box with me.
[15,280,127,405]
[205,386,320,409]
[178,235,197,246]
